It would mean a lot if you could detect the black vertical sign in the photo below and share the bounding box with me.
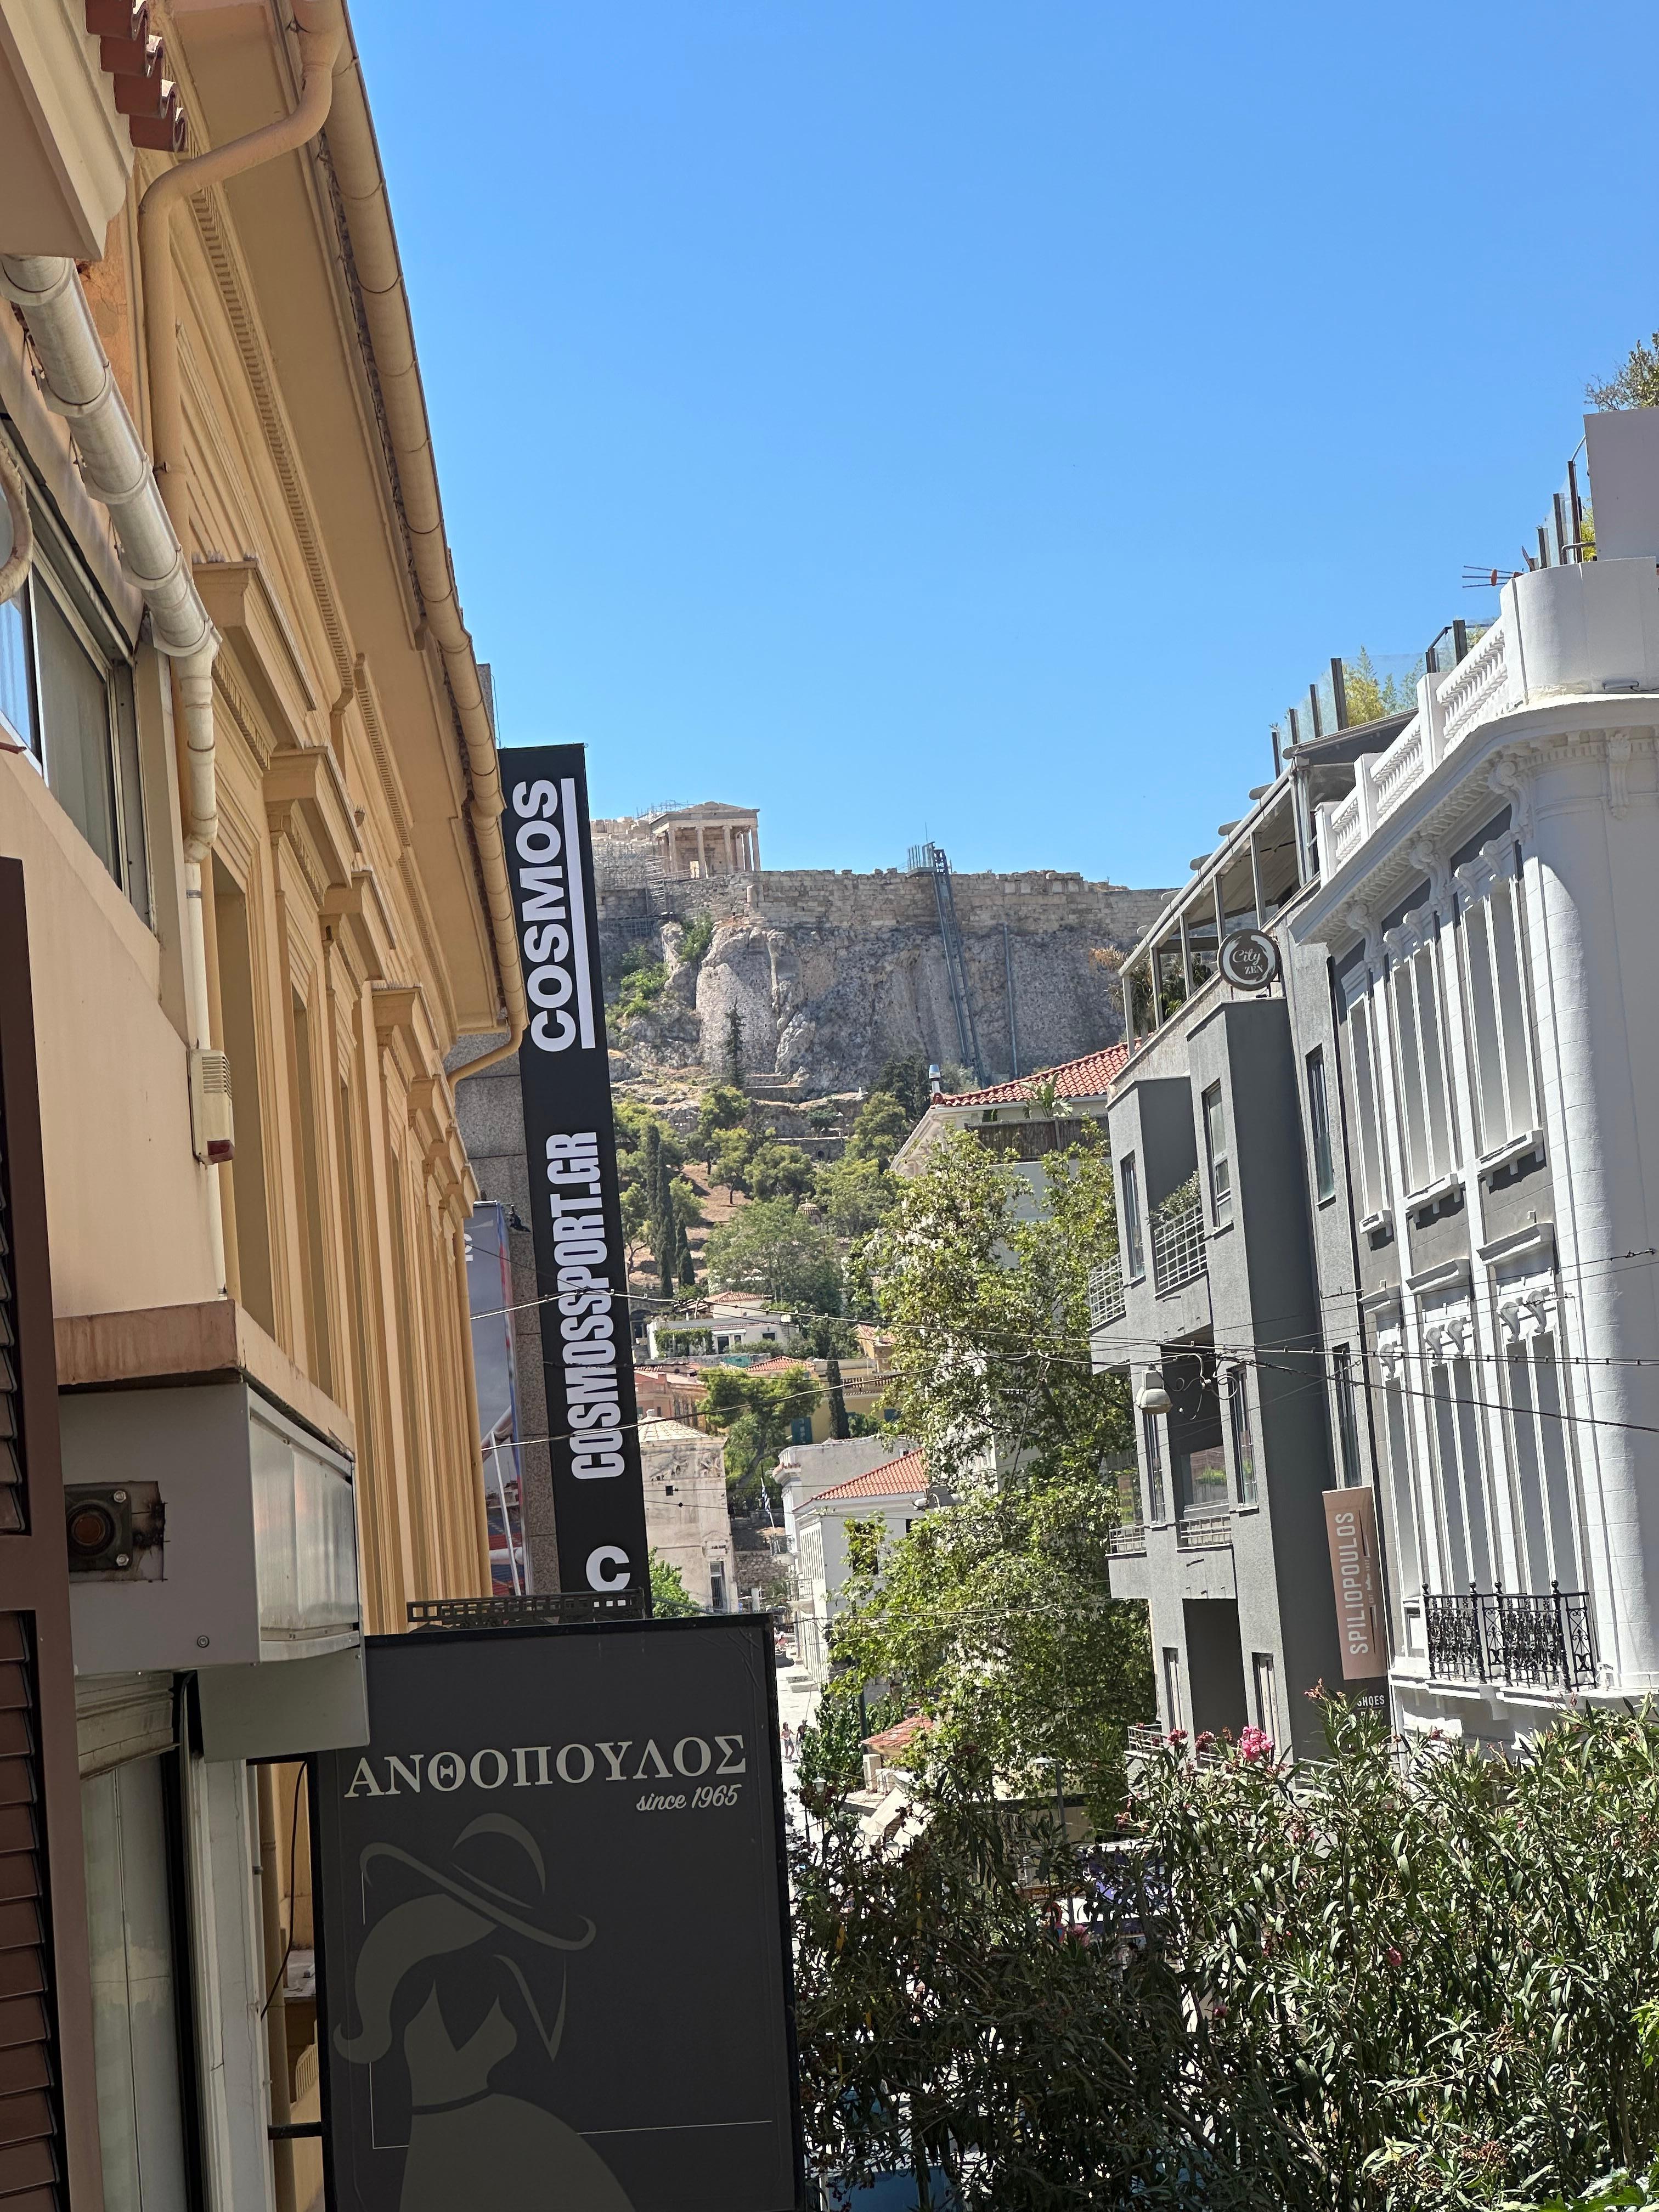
[502,747,650,1599]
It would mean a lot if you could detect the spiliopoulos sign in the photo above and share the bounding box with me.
[504,745,648,1598]
[313,1621,803,2212]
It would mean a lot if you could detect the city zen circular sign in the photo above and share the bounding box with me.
[1219,929,1281,991]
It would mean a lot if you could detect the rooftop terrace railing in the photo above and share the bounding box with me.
[1320,555,1659,874]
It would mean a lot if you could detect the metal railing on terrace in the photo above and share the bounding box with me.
[1108,1519,1146,1556]
[1424,1584,1596,1692]
[1087,1255,1126,1328]
[1152,1203,1206,1296]
[1176,1508,1232,1551]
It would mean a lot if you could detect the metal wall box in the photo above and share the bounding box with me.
[61,1380,360,1674]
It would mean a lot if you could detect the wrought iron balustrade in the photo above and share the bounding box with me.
[1176,1508,1231,1551]
[1087,1255,1126,1328]
[1152,1203,1206,1296]
[1425,1583,1595,1691]
[1425,1592,1485,1681]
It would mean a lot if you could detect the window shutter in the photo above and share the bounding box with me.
[0,860,102,2210]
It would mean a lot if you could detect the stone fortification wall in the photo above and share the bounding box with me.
[600,862,1171,1096]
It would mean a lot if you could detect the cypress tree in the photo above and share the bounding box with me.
[724,1005,745,1087]
[656,1150,677,1298]
[825,1346,850,1440]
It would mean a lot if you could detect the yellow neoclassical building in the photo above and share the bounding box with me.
[0,0,526,2200]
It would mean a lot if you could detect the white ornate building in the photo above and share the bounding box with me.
[1293,409,1659,1744]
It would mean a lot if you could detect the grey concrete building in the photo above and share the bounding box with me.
[1090,717,1406,1758]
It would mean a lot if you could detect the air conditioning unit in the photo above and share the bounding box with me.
[188,1047,235,1164]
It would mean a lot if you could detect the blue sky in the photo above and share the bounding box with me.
[354,1,1659,889]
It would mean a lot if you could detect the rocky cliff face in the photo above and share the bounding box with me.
[602,865,1171,1095]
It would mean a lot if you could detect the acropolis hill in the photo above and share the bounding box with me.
[593,803,1172,1098]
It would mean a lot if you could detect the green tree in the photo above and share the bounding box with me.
[1589,334,1659,410]
[724,1004,746,1085]
[854,1124,1125,1493]
[793,1747,1280,2212]
[747,1140,814,1203]
[830,1464,1152,1814]
[1344,646,1422,726]
[874,1053,933,1122]
[702,1364,822,1510]
[712,1126,756,1197]
[648,1553,702,1617]
[678,912,714,967]
[813,1152,896,1239]
[695,1082,749,1171]
[846,1089,915,1173]
[704,1198,842,1311]
[612,941,668,1020]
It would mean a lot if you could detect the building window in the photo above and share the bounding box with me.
[1459,872,1535,1156]
[1332,1345,1362,1486]
[1504,1324,1581,1593]
[709,1562,727,1612]
[1378,1367,1424,1649]
[1250,1651,1278,1743]
[1142,1408,1167,1523]
[0,546,147,919]
[1387,935,1454,1195]
[1340,990,1387,1221]
[1202,1081,1232,1225]
[1161,1647,1184,1734]
[1227,1364,1256,1504]
[1306,1048,1335,1203]
[82,1756,191,2211]
[1121,1153,1146,1280]
[1427,1347,1494,1592]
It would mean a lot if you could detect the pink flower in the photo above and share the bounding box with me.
[1167,1728,1188,1745]
[1238,1726,1275,1763]
[1385,1946,1403,1970]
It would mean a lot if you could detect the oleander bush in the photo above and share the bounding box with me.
[794,1697,1659,2210]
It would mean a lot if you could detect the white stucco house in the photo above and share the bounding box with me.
[1291,408,1659,1746]
[785,1446,928,1686]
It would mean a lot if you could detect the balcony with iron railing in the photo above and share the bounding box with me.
[1424,1584,1597,1693]
[1152,1202,1206,1296]
[1087,1254,1126,1328]
[1108,1518,1146,1556]
[1316,555,1659,878]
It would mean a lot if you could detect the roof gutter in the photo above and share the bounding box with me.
[321,33,527,1078]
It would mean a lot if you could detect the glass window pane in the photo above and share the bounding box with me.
[1122,1156,1144,1279]
[1346,1001,1384,1215]
[82,1758,190,2212]
[1383,1380,1421,1601]
[112,665,148,924]
[35,585,119,881]
[0,591,36,754]
[1490,881,1533,1141]
[1391,964,1428,1191]
[1531,1337,1581,1589]
[1414,953,1451,1180]
[1508,1341,1550,1587]
[1307,1049,1334,1200]
[1463,902,1506,1152]
[1203,1084,1231,1221]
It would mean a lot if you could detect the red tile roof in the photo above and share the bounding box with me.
[811,1448,928,1503]
[934,1043,1130,1109]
